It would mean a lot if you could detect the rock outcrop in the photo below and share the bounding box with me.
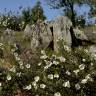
[24,24,33,37]
[73,28,88,40]
[29,16,73,52]
[24,16,90,52]
[53,16,72,52]
[30,20,52,51]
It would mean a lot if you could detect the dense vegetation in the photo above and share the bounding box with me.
[0,0,96,96]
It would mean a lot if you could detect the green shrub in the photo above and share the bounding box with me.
[0,43,96,96]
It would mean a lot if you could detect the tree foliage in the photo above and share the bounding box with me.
[46,0,96,27]
[31,1,46,24]
[22,1,46,26]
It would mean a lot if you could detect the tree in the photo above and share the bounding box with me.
[22,7,31,25]
[22,1,46,26]
[31,1,46,24]
[46,0,96,27]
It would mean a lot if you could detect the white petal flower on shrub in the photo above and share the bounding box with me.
[34,85,38,90]
[0,43,3,47]
[81,79,87,84]
[11,49,15,53]
[85,74,93,82]
[15,57,20,61]
[63,45,70,51]
[32,81,37,87]
[63,81,70,88]
[73,69,80,75]
[85,74,91,80]
[54,73,59,78]
[20,65,24,69]
[82,59,86,62]
[19,61,23,65]
[44,65,49,70]
[23,84,32,90]
[91,62,93,66]
[38,62,42,66]
[16,72,21,77]
[34,76,40,82]
[40,84,46,89]
[0,83,2,86]
[48,74,54,80]
[66,70,71,75]
[14,52,18,57]
[41,50,45,55]
[58,56,66,62]
[75,83,81,90]
[9,66,16,73]
[53,61,59,65]
[25,64,31,69]
[54,92,61,96]
[40,55,48,59]
[84,49,88,53]
[7,74,12,81]
[79,64,85,70]
[35,95,39,96]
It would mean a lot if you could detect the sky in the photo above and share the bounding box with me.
[0,0,90,20]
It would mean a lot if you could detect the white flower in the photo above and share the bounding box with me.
[73,69,80,75]
[7,74,11,81]
[9,66,16,73]
[0,83,2,86]
[81,79,87,84]
[54,73,59,78]
[85,74,93,82]
[41,50,45,55]
[25,64,31,69]
[53,61,59,65]
[75,83,81,90]
[84,49,88,53]
[82,59,86,62]
[34,85,38,90]
[66,70,71,75]
[85,74,91,80]
[63,81,70,88]
[79,64,85,70]
[58,56,66,62]
[32,81,37,87]
[23,84,32,90]
[38,62,42,66]
[15,57,20,61]
[44,65,49,70]
[14,52,18,57]
[35,95,39,96]
[16,72,21,77]
[19,61,23,65]
[20,65,24,69]
[91,63,93,66]
[0,43,3,47]
[40,84,46,89]
[63,45,70,51]
[54,92,61,96]
[34,76,40,82]
[40,55,48,59]
[48,74,54,80]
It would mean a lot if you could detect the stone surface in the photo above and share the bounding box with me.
[73,28,88,40]
[3,28,15,44]
[89,45,96,55]
[31,20,52,51]
[53,16,72,52]
[24,24,33,38]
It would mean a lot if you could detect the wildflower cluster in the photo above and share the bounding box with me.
[0,13,25,31]
[0,43,96,96]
